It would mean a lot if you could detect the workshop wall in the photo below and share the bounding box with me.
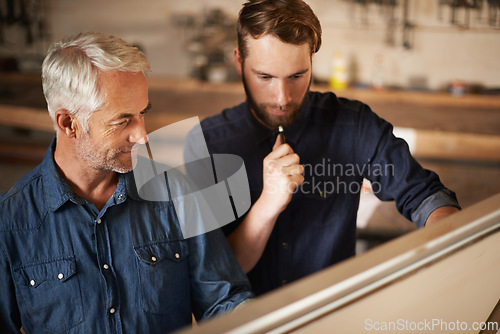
[1,0,499,91]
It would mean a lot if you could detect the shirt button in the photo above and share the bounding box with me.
[281,242,288,249]
[151,256,157,262]
[58,273,64,280]
[103,264,109,270]
[110,308,116,314]
[175,253,180,259]
[96,219,102,224]
[30,279,36,286]
[118,194,124,200]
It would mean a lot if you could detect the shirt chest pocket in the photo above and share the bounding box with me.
[133,240,190,315]
[301,175,338,200]
[13,257,84,332]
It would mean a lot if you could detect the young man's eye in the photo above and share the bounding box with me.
[258,75,271,80]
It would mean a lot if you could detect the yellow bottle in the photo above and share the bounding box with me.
[329,52,348,91]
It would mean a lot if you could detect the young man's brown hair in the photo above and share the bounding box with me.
[237,0,322,60]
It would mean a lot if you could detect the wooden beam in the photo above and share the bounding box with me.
[0,105,53,132]
[394,127,500,162]
[0,144,46,163]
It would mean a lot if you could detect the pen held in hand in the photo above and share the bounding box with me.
[278,125,285,144]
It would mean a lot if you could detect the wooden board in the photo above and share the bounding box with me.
[176,194,500,334]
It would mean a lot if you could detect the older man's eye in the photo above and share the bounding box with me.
[115,119,129,127]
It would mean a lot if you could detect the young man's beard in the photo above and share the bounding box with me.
[241,69,310,129]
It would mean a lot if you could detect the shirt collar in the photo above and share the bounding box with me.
[41,138,80,212]
[122,170,143,202]
[241,101,274,145]
[41,138,142,212]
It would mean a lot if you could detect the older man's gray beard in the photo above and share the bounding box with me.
[242,70,310,129]
[76,131,134,174]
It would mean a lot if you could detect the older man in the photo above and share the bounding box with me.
[0,32,252,333]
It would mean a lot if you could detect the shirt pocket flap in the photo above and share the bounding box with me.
[133,240,189,265]
[15,257,76,288]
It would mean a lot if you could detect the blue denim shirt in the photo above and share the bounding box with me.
[195,91,460,296]
[0,139,252,334]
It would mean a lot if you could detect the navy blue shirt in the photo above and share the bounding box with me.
[0,140,252,334]
[196,91,460,296]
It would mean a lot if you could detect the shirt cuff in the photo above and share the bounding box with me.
[411,189,461,228]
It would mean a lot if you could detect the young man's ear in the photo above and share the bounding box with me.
[233,47,243,75]
[54,109,79,138]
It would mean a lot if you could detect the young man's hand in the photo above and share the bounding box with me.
[260,135,304,216]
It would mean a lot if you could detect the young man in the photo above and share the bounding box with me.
[194,0,460,296]
[0,32,252,333]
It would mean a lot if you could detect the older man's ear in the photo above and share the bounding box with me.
[55,109,80,138]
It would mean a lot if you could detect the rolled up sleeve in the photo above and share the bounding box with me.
[188,229,253,321]
[411,189,461,228]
